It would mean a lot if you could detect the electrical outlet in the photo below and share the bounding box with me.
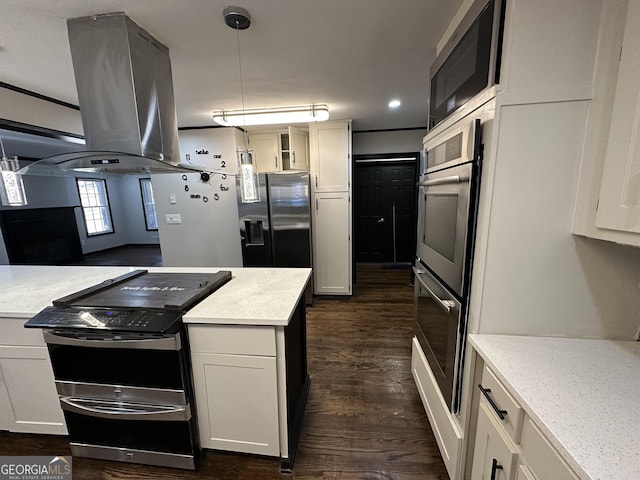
[165,213,182,224]
[169,193,177,204]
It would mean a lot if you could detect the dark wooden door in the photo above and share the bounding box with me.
[354,155,418,263]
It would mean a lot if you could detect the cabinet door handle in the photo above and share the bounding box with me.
[315,175,318,188]
[490,458,503,480]
[292,151,296,164]
[316,198,318,211]
[477,384,508,419]
[275,156,278,169]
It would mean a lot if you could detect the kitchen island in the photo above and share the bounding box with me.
[0,265,311,470]
[468,334,640,480]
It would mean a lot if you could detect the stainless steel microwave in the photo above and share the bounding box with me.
[429,0,505,128]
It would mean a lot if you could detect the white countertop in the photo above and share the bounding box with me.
[0,266,311,326]
[469,334,640,480]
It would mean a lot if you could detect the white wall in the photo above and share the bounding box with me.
[469,101,640,340]
[153,127,242,267]
[0,87,82,135]
[352,129,427,155]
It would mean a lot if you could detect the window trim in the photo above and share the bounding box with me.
[76,177,115,237]
[139,178,158,231]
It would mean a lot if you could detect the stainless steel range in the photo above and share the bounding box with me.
[24,269,232,470]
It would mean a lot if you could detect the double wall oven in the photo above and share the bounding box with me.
[25,270,232,470]
[414,113,483,413]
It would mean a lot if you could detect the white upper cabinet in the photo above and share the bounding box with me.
[309,120,351,192]
[288,126,309,170]
[595,0,640,238]
[249,132,281,173]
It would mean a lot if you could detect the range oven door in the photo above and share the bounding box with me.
[44,330,191,402]
[413,265,462,412]
[43,329,199,470]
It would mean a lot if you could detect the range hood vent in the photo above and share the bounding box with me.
[23,12,204,175]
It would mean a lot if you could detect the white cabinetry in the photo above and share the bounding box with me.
[312,191,351,295]
[188,325,280,456]
[470,403,518,480]
[249,132,281,173]
[249,128,310,173]
[309,120,351,192]
[593,0,640,241]
[309,120,352,295]
[469,362,578,480]
[288,126,309,170]
[0,318,66,434]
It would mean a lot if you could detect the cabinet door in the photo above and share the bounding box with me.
[288,126,309,170]
[471,402,518,480]
[191,352,280,456]
[249,133,280,172]
[0,346,66,434]
[309,121,351,192]
[312,191,352,295]
[595,0,640,236]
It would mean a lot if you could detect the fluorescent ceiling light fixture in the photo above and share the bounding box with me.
[388,99,401,108]
[213,104,329,126]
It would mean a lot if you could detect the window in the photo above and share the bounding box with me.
[76,178,113,236]
[140,178,158,230]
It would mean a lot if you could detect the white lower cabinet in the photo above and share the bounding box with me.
[188,325,280,457]
[471,402,518,480]
[190,352,279,456]
[470,362,579,480]
[312,191,352,295]
[0,318,66,435]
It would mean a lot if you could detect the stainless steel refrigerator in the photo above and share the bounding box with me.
[237,172,313,300]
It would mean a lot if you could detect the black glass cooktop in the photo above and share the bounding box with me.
[24,270,232,333]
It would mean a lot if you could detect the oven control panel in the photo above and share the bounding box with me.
[24,306,183,333]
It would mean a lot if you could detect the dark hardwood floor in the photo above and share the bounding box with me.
[0,263,447,479]
[63,245,163,267]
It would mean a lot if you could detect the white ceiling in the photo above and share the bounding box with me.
[1,0,463,132]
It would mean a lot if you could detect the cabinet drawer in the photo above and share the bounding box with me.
[478,366,524,443]
[188,325,276,356]
[520,417,579,480]
[1,318,46,347]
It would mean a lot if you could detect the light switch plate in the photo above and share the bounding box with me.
[169,193,176,204]
[165,213,182,224]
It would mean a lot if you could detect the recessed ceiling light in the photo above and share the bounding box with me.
[388,99,401,108]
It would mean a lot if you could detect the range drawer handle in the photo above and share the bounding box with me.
[490,458,503,480]
[477,384,508,420]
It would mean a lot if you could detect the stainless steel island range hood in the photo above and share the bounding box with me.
[23,12,204,175]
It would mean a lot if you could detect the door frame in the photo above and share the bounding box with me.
[352,152,420,283]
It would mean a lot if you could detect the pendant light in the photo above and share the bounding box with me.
[224,6,260,203]
[0,134,27,206]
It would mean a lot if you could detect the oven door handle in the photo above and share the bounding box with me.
[412,267,456,314]
[59,397,191,422]
[417,175,469,187]
[43,330,181,351]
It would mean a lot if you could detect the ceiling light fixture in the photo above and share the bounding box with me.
[388,99,401,108]
[213,104,330,127]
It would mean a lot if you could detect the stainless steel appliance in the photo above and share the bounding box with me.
[24,270,232,470]
[414,113,483,413]
[429,0,505,128]
[237,172,313,299]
